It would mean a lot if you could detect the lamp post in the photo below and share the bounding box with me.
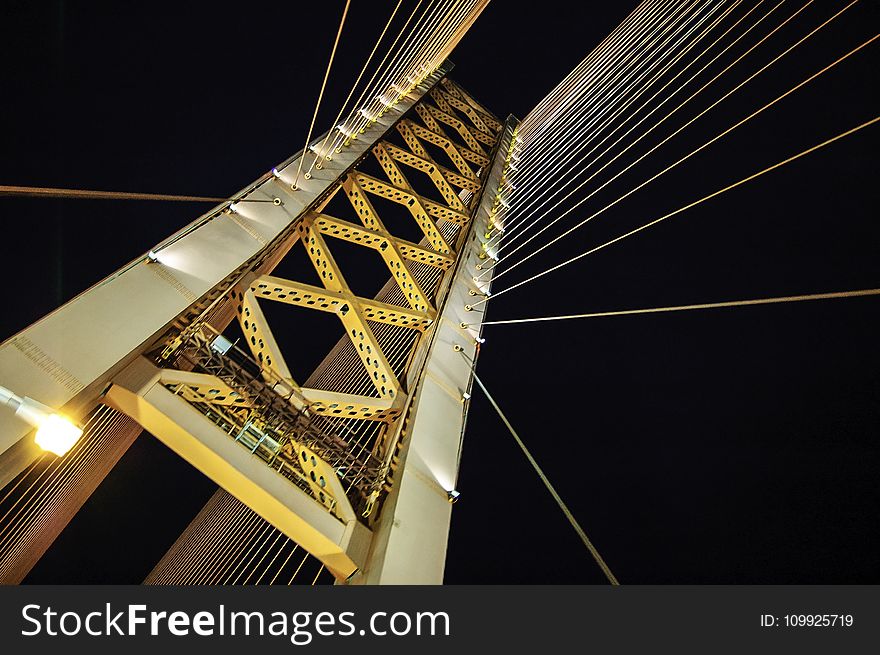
[0,385,83,456]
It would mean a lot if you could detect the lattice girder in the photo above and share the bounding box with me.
[313,213,454,270]
[339,178,436,314]
[382,142,481,193]
[402,119,480,180]
[237,287,299,390]
[467,123,497,147]
[440,77,503,132]
[404,120,486,178]
[292,443,355,521]
[343,174,453,254]
[351,172,470,229]
[413,101,494,168]
[299,388,399,422]
[433,87,493,138]
[297,220,404,402]
[422,99,486,155]
[175,75,502,509]
[253,276,434,331]
[373,141,466,212]
[427,86,455,114]
[161,368,255,408]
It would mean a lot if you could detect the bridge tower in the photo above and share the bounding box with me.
[0,63,515,584]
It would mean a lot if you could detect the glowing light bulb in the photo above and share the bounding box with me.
[34,414,83,456]
[1,386,84,457]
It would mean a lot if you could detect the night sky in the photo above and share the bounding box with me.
[2,1,878,584]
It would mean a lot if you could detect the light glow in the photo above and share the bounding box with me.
[34,414,83,457]
[336,123,356,138]
[358,108,380,122]
[375,92,397,108]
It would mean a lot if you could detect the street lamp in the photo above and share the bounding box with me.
[0,385,83,456]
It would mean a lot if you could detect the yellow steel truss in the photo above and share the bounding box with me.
[229,79,501,434]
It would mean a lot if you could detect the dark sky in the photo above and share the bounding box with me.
[2,1,878,584]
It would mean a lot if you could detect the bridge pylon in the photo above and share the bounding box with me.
[0,65,514,584]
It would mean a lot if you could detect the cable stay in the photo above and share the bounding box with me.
[0,185,275,203]
[306,0,404,175]
[293,0,351,189]
[483,3,867,283]
[483,0,809,270]
[470,370,620,586]
[493,0,778,249]
[466,288,880,327]
[473,114,880,308]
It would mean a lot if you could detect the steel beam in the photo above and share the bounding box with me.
[105,357,371,580]
[354,117,518,584]
[0,64,451,488]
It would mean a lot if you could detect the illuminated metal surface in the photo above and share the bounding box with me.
[0,65,451,490]
[130,75,505,582]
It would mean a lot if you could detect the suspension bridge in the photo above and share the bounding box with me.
[0,0,877,585]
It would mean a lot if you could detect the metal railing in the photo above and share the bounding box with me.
[161,325,386,517]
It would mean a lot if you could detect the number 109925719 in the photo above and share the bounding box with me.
[761,614,854,627]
